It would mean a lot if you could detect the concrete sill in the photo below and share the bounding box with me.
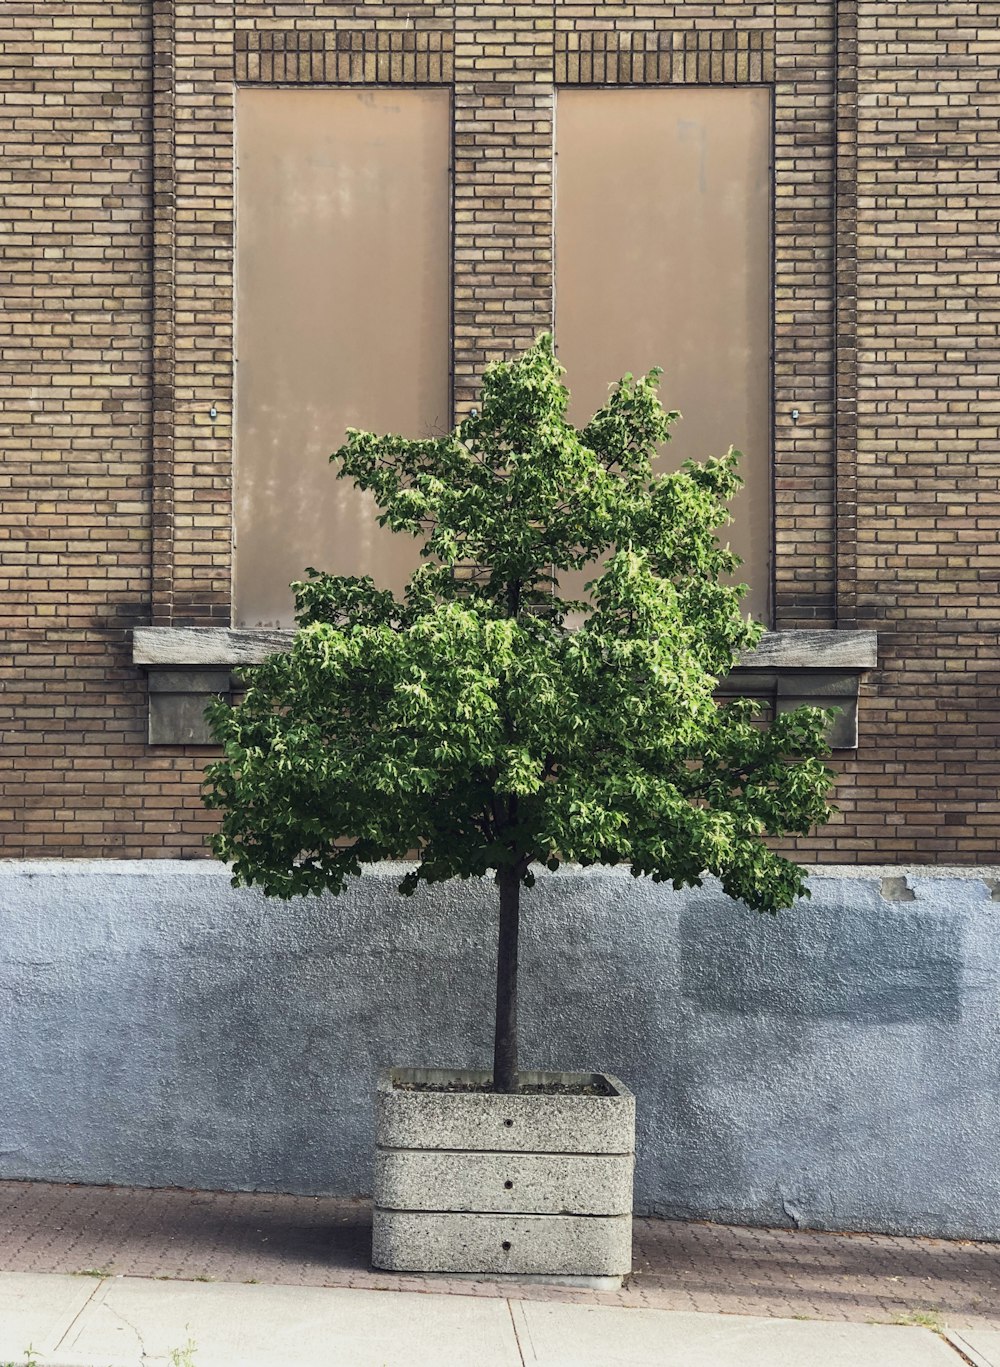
[132,627,877,749]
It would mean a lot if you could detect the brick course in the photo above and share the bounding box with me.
[2,1,998,860]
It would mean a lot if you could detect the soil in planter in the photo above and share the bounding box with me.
[395,1078,615,1097]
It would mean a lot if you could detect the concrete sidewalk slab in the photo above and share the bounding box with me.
[0,1273,971,1367]
[0,1274,99,1361]
[511,1301,963,1367]
[946,1329,1000,1367]
[59,1278,522,1367]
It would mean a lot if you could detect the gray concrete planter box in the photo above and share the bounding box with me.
[372,1067,635,1277]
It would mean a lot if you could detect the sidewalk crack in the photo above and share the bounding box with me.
[507,1298,530,1366]
[102,1300,154,1363]
[58,1285,156,1366]
[50,1276,108,1356]
[941,1329,984,1367]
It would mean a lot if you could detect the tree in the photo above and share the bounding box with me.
[203,335,835,1094]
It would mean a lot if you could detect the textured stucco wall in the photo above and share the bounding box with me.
[2,860,998,1239]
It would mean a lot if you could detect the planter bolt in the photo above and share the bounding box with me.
[504,1118,513,1127]
[501,1241,512,1251]
[504,1180,513,1189]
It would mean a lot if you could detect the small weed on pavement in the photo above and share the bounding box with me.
[168,1339,198,1366]
[892,1310,945,1332]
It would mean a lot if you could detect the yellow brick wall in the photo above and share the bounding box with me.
[2,1,997,860]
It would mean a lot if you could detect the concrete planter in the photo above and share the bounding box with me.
[372,1067,635,1278]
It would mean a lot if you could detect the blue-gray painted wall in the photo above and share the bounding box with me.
[1,860,998,1239]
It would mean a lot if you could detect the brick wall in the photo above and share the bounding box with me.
[800,0,1000,860]
[1,1,997,861]
[1,3,214,855]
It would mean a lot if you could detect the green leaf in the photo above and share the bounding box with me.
[204,334,834,913]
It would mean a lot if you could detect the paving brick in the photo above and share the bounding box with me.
[0,1182,997,1331]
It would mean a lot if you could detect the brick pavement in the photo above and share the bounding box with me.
[0,1181,996,1333]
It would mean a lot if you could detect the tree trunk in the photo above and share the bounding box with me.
[493,867,520,1094]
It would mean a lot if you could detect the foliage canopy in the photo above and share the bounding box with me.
[204,335,834,916]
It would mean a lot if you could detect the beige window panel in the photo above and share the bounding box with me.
[233,87,451,630]
[555,87,772,624]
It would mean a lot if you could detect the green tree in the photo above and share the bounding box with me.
[204,335,834,1093]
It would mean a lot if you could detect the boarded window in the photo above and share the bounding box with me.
[555,88,772,622]
[234,88,451,629]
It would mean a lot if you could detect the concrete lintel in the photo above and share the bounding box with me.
[132,628,876,748]
[738,630,877,670]
[133,626,294,667]
[133,626,878,671]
